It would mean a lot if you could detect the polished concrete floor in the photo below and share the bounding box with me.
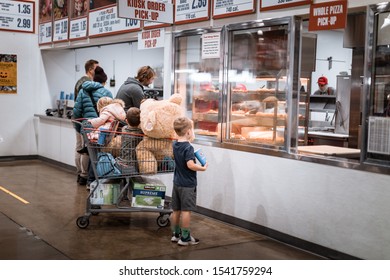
[0,160,325,260]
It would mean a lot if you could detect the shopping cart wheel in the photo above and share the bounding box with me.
[76,216,89,229]
[156,214,170,227]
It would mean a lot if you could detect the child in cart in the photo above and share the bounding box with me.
[118,107,144,174]
[86,97,126,141]
[170,117,208,246]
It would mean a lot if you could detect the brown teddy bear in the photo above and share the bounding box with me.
[136,93,183,174]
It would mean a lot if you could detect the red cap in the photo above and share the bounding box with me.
[317,76,328,86]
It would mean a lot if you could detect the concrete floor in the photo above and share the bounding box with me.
[0,160,325,260]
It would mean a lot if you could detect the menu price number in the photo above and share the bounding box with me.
[71,21,85,32]
[125,18,138,27]
[55,21,67,34]
[17,17,30,28]
[17,3,31,14]
[212,266,272,276]
[44,25,51,37]
[192,0,207,9]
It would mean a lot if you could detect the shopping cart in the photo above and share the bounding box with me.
[73,119,175,229]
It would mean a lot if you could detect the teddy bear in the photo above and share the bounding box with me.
[136,93,183,174]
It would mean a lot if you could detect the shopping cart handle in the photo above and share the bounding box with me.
[71,118,88,125]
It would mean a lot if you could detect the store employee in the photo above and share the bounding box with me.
[313,76,335,95]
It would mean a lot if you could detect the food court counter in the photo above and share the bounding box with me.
[34,114,76,167]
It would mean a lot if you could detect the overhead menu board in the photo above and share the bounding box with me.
[69,0,89,40]
[52,0,68,42]
[174,0,209,24]
[260,0,312,11]
[39,21,52,44]
[89,5,141,37]
[0,0,35,33]
[69,17,87,40]
[213,0,255,19]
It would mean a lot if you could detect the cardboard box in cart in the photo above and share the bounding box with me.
[90,180,120,205]
[131,176,166,209]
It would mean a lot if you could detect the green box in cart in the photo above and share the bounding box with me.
[131,176,166,209]
[89,179,121,205]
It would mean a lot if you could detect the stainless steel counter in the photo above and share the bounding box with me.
[308,131,349,147]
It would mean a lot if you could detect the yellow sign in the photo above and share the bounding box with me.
[0,54,17,94]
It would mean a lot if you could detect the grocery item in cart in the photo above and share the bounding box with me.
[89,179,121,205]
[131,176,166,209]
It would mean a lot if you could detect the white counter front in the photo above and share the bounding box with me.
[34,114,76,167]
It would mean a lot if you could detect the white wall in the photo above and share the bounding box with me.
[0,32,40,156]
[40,42,165,108]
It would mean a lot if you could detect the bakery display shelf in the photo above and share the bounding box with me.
[193,90,220,100]
[230,113,286,127]
[193,112,219,122]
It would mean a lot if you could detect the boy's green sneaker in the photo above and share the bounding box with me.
[171,233,181,242]
[178,235,199,246]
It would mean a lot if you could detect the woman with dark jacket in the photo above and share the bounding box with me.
[73,66,113,123]
[73,66,113,188]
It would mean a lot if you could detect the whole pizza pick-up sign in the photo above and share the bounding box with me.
[117,0,173,24]
[308,0,347,31]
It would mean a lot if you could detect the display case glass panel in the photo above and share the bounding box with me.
[173,32,221,139]
[224,24,290,148]
[365,9,390,163]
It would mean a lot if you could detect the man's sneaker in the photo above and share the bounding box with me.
[178,235,199,246]
[78,176,87,186]
[171,233,181,242]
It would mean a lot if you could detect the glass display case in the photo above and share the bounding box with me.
[223,18,308,148]
[364,5,390,164]
[173,17,309,150]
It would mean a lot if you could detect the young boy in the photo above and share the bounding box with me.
[120,107,144,172]
[171,117,208,246]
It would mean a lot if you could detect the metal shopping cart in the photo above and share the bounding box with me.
[73,119,175,229]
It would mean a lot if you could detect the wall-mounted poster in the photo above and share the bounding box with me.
[90,0,116,10]
[39,0,52,22]
[53,0,68,19]
[0,54,17,95]
[71,0,88,17]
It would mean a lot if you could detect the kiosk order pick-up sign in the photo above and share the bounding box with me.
[117,0,173,24]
